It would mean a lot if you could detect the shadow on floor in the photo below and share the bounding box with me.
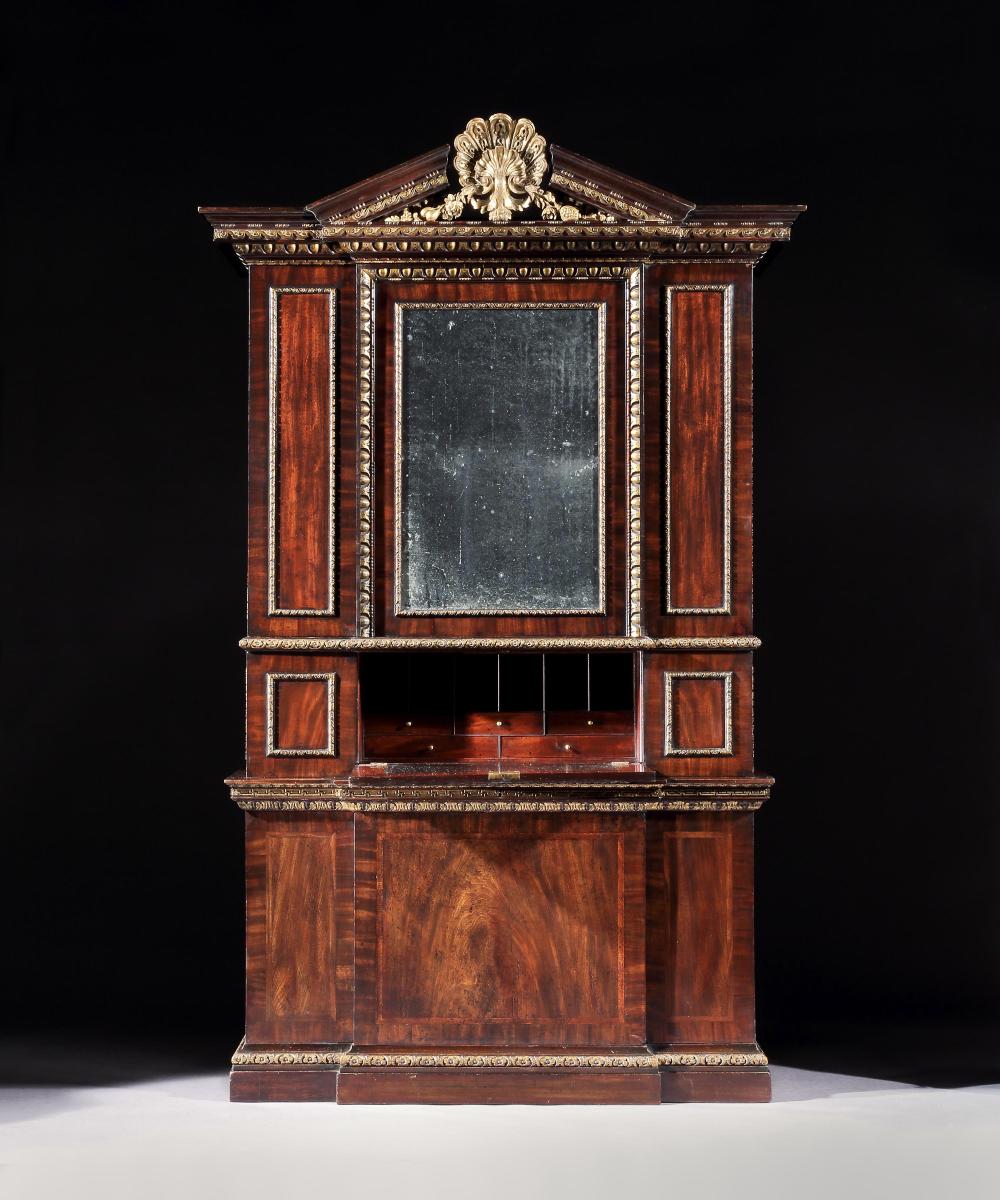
[4,1021,999,1091]
[764,1019,1000,1089]
[0,1031,233,1088]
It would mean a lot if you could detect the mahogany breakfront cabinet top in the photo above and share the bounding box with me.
[202,114,803,1104]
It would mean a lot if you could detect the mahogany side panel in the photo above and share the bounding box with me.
[671,675,728,754]
[354,813,645,1046]
[642,264,753,636]
[245,813,354,1045]
[669,287,727,611]
[274,678,330,751]
[248,265,357,636]
[274,289,334,613]
[246,654,358,778]
[643,651,753,776]
[646,813,756,1045]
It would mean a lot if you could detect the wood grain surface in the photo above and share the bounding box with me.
[246,653,358,777]
[641,264,754,637]
[646,813,757,1045]
[247,265,357,636]
[245,812,354,1045]
[354,813,645,1046]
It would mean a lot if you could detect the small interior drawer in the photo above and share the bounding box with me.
[364,734,498,762]
[545,710,633,735]
[500,734,635,761]
[364,713,453,737]
[456,710,544,735]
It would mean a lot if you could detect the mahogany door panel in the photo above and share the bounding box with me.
[247,265,357,636]
[245,813,354,1045]
[354,814,645,1046]
[643,652,753,776]
[246,654,358,777]
[642,264,753,637]
[646,813,756,1044]
[370,276,632,639]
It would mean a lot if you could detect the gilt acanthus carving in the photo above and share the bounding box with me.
[385,113,614,226]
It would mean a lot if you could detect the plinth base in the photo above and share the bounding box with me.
[229,1042,770,1104]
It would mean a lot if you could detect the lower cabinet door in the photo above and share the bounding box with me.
[354,813,646,1047]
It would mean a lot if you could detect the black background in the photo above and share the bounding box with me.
[5,7,997,1085]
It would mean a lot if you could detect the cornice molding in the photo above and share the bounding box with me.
[210,223,789,242]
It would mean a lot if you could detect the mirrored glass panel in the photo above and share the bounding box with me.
[395,303,605,614]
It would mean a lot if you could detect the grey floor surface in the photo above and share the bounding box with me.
[1,1067,997,1200]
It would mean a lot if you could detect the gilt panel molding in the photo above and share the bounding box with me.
[264,672,338,758]
[239,636,761,651]
[663,670,735,757]
[391,301,608,618]
[626,268,643,635]
[357,269,376,635]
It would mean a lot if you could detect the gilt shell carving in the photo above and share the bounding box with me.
[454,114,548,222]
[385,113,613,225]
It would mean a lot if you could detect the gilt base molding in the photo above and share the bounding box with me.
[230,1042,768,1070]
[230,1040,770,1102]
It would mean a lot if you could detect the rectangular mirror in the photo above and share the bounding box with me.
[395,303,605,614]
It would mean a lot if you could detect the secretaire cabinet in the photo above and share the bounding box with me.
[202,114,802,1103]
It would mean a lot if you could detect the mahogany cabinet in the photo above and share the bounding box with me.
[203,114,802,1103]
